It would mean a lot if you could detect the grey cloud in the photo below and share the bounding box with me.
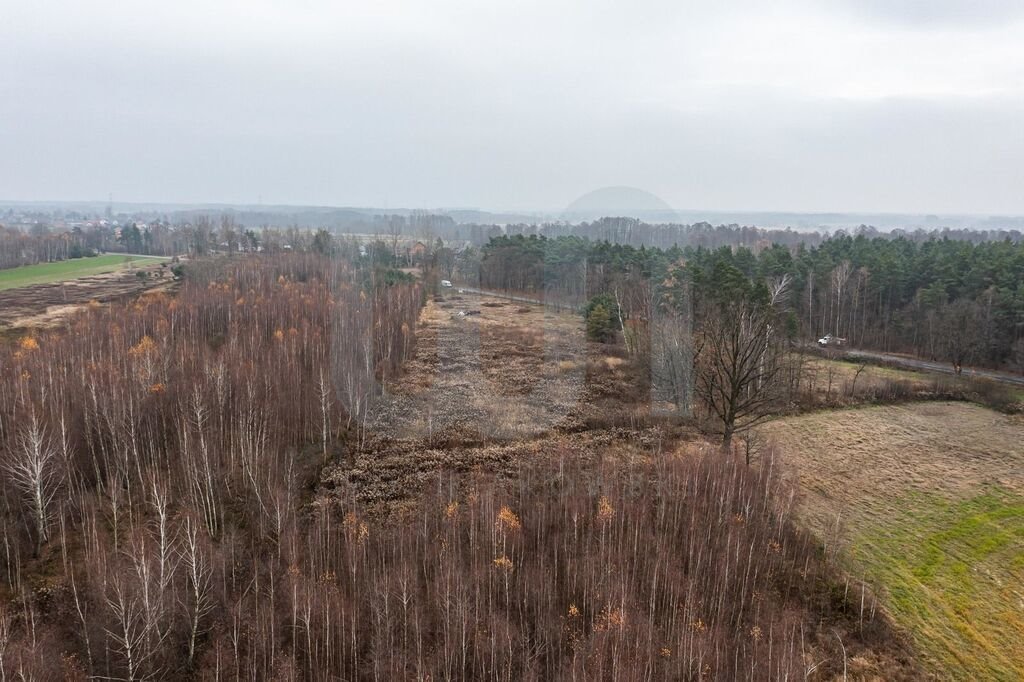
[842,0,1024,27]
[1,1,1023,214]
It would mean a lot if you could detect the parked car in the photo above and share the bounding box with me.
[441,279,453,288]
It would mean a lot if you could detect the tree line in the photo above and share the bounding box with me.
[9,210,1022,268]
[0,226,97,269]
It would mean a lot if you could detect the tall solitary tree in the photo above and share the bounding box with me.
[694,287,785,449]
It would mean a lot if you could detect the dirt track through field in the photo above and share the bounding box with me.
[329,291,667,507]
[370,294,588,441]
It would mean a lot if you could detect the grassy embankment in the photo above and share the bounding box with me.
[804,354,1024,407]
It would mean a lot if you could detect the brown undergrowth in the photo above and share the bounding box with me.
[319,444,922,680]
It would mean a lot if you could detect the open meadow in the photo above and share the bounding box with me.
[0,254,167,291]
[370,292,588,441]
[764,403,1024,679]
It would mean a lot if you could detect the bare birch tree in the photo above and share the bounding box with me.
[179,516,214,665]
[105,576,154,681]
[4,415,61,556]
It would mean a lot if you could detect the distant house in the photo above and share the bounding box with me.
[407,240,428,264]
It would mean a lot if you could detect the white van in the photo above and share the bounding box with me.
[440,279,453,288]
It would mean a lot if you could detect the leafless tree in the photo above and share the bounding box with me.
[848,363,868,396]
[738,428,766,467]
[831,261,852,337]
[0,604,9,682]
[4,414,61,556]
[768,273,792,308]
[179,516,214,665]
[651,307,694,413]
[695,296,785,449]
[105,575,155,681]
[317,369,332,464]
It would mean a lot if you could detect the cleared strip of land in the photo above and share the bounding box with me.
[764,403,1024,680]
[0,254,167,291]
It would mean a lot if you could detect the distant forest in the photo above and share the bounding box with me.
[471,232,1024,372]
[3,212,1023,270]
[3,216,1022,370]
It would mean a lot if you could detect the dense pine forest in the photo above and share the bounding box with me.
[474,232,1024,371]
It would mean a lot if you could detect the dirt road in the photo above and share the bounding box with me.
[454,286,580,312]
[837,347,1024,387]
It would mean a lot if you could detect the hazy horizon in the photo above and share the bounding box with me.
[4,191,1023,224]
[3,1,1024,214]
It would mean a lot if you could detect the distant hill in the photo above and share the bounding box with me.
[561,186,680,222]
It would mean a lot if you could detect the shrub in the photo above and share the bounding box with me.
[962,378,1022,413]
[586,303,616,342]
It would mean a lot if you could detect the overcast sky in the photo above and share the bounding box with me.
[2,0,1023,214]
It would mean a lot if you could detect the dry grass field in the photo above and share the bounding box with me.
[764,403,1024,680]
[801,355,933,397]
